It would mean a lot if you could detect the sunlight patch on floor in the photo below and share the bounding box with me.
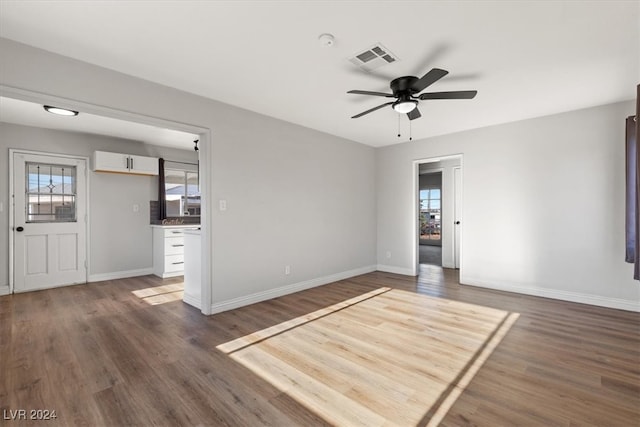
[217,287,392,353]
[131,283,183,305]
[217,287,518,426]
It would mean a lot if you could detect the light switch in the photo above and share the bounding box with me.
[133,204,139,213]
[219,200,227,211]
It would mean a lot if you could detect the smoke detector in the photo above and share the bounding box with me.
[318,33,335,47]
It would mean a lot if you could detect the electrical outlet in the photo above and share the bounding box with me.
[133,203,139,213]
[284,265,291,275]
[219,199,227,211]
[386,251,392,259]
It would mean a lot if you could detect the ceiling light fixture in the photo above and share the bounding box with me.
[43,105,79,116]
[392,100,418,114]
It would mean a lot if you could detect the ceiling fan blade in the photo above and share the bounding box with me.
[348,90,395,97]
[407,107,421,121]
[351,102,394,118]
[419,90,477,100]
[411,68,449,93]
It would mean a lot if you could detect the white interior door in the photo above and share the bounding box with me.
[453,166,462,269]
[13,152,87,292]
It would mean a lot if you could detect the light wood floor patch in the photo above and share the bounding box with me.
[219,288,515,426]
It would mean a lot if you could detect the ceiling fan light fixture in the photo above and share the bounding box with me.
[392,100,417,114]
[43,105,79,116]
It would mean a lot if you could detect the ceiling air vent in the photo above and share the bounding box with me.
[349,43,398,72]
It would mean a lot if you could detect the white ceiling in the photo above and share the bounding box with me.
[0,96,199,149]
[0,1,638,147]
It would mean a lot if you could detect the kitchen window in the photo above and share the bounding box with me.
[164,165,200,217]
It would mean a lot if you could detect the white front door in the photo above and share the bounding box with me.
[13,152,88,292]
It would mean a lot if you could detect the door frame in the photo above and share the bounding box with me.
[2,86,213,314]
[453,165,462,269]
[9,149,90,293]
[412,154,464,275]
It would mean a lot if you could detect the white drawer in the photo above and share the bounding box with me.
[164,236,185,255]
[164,254,185,272]
[164,228,186,238]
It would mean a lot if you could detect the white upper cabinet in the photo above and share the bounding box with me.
[129,154,159,175]
[93,151,158,176]
[93,151,129,173]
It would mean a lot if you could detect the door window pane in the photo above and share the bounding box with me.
[26,162,77,222]
[419,186,441,241]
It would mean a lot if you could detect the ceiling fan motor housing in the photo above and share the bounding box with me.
[390,76,420,95]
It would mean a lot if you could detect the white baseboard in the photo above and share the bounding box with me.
[89,268,154,283]
[376,264,416,276]
[210,265,377,315]
[460,275,640,312]
[183,292,201,310]
[0,285,10,296]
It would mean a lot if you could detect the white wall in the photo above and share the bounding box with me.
[0,122,198,292]
[211,112,376,304]
[377,100,640,311]
[0,38,377,308]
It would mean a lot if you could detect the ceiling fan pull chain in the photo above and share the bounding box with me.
[397,114,401,138]
[409,119,412,141]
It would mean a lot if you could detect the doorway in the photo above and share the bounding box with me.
[419,171,443,266]
[2,89,212,314]
[11,150,88,292]
[415,155,462,272]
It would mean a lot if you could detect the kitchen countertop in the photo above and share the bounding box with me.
[150,224,200,229]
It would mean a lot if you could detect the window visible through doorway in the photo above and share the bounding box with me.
[25,162,77,222]
[420,188,441,241]
[165,168,200,217]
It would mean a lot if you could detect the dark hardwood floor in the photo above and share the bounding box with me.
[1,267,638,426]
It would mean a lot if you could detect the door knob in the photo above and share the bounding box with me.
[16,226,24,232]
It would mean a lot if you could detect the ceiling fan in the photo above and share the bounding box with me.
[348,68,477,120]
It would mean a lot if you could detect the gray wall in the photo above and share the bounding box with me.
[0,122,198,288]
[212,117,376,302]
[0,38,377,305]
[377,100,640,310]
